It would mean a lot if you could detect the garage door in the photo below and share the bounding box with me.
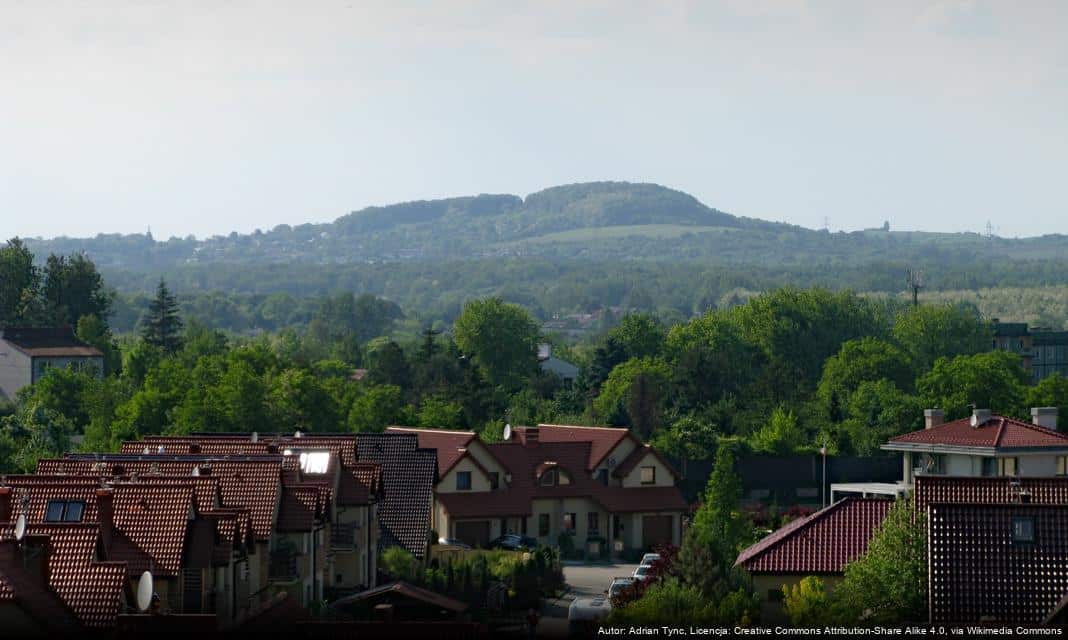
[454,520,491,547]
[641,515,673,549]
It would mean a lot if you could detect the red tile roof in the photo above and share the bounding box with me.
[735,498,894,574]
[887,415,1068,450]
[0,536,81,633]
[0,523,127,629]
[277,485,324,532]
[531,424,635,470]
[928,503,1068,623]
[386,427,477,475]
[915,476,1068,511]
[108,483,196,576]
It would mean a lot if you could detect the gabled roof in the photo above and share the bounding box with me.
[0,326,103,358]
[0,523,127,629]
[386,427,477,475]
[735,498,893,574]
[356,434,437,558]
[331,580,469,614]
[107,483,196,576]
[886,415,1068,451]
[914,476,1068,511]
[532,424,635,470]
[277,484,326,532]
[928,503,1068,623]
[612,444,681,480]
[0,536,81,633]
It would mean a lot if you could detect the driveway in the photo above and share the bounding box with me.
[536,563,639,639]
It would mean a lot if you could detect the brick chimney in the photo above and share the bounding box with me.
[0,486,12,522]
[1032,407,1058,430]
[924,409,944,430]
[96,488,115,552]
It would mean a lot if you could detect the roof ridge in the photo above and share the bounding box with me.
[536,423,625,431]
[735,498,875,567]
[386,426,477,436]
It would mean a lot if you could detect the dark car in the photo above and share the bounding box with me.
[487,534,538,551]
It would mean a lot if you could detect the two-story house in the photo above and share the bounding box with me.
[0,327,103,401]
[388,424,688,555]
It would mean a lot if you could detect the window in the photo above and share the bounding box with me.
[563,513,576,531]
[489,472,500,490]
[982,457,998,477]
[588,512,599,534]
[640,466,656,485]
[597,469,608,486]
[456,471,472,491]
[538,514,550,536]
[1012,517,1035,543]
[1057,456,1067,476]
[539,468,571,486]
[1000,457,1018,477]
[44,500,86,522]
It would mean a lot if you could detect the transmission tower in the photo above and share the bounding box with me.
[906,268,924,307]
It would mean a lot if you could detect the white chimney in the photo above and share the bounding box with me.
[971,409,992,428]
[1032,407,1058,430]
[924,409,944,430]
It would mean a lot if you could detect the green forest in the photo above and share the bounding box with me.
[4,236,1067,475]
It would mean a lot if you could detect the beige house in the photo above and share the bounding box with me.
[0,327,103,402]
[388,424,688,555]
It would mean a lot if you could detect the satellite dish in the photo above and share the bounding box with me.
[13,514,27,542]
[192,466,200,477]
[136,571,154,612]
[607,457,617,468]
[294,430,303,439]
[251,431,259,443]
[503,424,512,441]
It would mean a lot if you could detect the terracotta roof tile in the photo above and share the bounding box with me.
[915,476,1068,511]
[735,498,893,574]
[277,485,323,532]
[108,483,195,576]
[0,537,81,632]
[533,424,634,470]
[928,503,1068,623]
[385,427,476,475]
[888,415,1068,450]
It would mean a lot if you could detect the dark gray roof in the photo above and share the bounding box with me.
[356,433,437,558]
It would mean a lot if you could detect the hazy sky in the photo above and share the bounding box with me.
[2,1,1066,240]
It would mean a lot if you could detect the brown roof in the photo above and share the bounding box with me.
[0,523,127,629]
[331,580,469,614]
[532,424,635,470]
[107,483,196,576]
[735,498,893,574]
[0,326,103,358]
[40,456,283,542]
[277,485,324,532]
[386,427,478,475]
[915,476,1068,511]
[928,503,1068,623]
[612,444,681,480]
[887,415,1068,450]
[0,536,81,633]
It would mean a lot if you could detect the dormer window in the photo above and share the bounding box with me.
[45,500,86,522]
[538,466,571,486]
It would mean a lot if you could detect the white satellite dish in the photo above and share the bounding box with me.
[136,571,154,612]
[294,430,303,439]
[503,424,512,441]
[192,466,200,477]
[13,514,27,542]
[251,431,259,443]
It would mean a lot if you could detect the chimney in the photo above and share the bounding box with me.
[96,488,115,552]
[1032,407,1058,430]
[0,487,12,522]
[924,409,944,430]
[188,443,202,454]
[971,409,992,427]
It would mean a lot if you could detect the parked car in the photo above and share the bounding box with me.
[632,565,652,581]
[568,595,611,636]
[608,577,637,599]
[437,537,472,550]
[487,534,538,551]
[639,552,661,567]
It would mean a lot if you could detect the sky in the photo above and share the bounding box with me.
[2,1,1066,240]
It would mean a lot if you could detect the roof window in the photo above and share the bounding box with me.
[44,500,86,522]
[1012,517,1035,544]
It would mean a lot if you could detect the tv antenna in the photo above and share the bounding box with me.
[906,268,924,307]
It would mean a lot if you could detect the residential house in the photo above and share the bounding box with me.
[992,320,1068,382]
[388,424,688,555]
[537,344,579,382]
[883,408,1068,489]
[734,498,893,622]
[0,327,103,402]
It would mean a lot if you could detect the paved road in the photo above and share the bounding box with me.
[536,563,639,639]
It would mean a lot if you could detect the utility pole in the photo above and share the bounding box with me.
[820,437,828,508]
[906,268,923,307]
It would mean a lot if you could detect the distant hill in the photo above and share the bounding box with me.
[21,180,1068,272]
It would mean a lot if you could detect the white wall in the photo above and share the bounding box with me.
[437,457,492,493]
[621,453,675,488]
[0,342,31,401]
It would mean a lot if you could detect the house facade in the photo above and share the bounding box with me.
[0,327,104,401]
[389,424,688,555]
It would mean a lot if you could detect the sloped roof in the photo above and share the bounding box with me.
[331,580,469,614]
[612,444,681,480]
[0,523,127,629]
[0,536,81,633]
[914,476,1068,511]
[108,483,195,576]
[385,427,478,475]
[356,434,437,558]
[887,415,1068,450]
[929,503,1068,623]
[0,326,103,357]
[531,424,634,470]
[277,485,323,532]
[735,498,893,574]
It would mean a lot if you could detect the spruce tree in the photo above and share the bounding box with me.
[141,278,184,353]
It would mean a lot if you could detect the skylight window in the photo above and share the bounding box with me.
[299,451,331,474]
[1012,517,1035,544]
[44,500,86,522]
